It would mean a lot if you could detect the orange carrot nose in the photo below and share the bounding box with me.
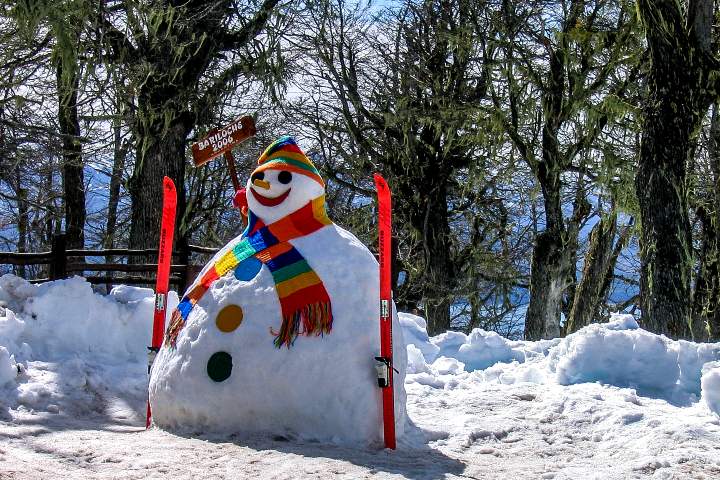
[253,178,271,189]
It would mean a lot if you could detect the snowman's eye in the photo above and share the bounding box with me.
[278,171,292,184]
[251,171,265,182]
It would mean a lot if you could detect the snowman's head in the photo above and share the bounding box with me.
[246,137,325,224]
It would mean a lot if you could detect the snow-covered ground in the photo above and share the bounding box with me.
[1,274,720,479]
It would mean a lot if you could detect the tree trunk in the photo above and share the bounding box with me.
[566,214,618,334]
[105,118,129,257]
[124,1,245,255]
[692,104,720,341]
[524,119,575,340]
[15,166,28,278]
[693,206,720,341]
[419,183,455,336]
[128,114,189,255]
[598,222,633,315]
[636,122,693,338]
[56,58,85,250]
[524,30,576,341]
[635,0,713,338]
[525,230,568,339]
[43,170,55,247]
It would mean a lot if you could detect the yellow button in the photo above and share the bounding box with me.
[216,304,243,332]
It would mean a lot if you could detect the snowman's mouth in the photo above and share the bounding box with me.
[251,187,291,207]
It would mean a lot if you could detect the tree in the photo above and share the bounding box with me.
[691,103,720,341]
[12,0,89,249]
[0,9,65,273]
[292,0,514,335]
[55,43,84,250]
[636,0,718,338]
[97,0,283,253]
[491,0,639,339]
[565,210,633,334]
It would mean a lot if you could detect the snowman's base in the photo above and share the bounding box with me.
[149,225,408,446]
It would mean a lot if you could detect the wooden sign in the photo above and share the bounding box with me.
[191,116,257,167]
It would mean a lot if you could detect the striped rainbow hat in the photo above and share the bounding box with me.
[253,136,324,187]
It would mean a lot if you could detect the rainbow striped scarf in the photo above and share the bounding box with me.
[165,195,333,348]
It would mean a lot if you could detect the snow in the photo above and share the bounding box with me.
[1,275,720,478]
[549,322,681,394]
[0,274,177,363]
[402,311,720,405]
[424,327,559,371]
[702,362,720,416]
[0,345,17,386]
[398,313,439,361]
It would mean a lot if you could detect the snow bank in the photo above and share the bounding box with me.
[1,275,180,363]
[0,306,26,360]
[0,274,178,385]
[0,345,17,386]
[406,344,431,374]
[702,362,720,416]
[547,316,720,401]
[0,274,179,420]
[398,312,720,408]
[547,317,680,393]
[399,313,439,361]
[399,312,560,374]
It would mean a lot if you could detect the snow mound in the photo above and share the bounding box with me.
[0,345,17,386]
[432,356,465,375]
[406,344,431,374]
[0,274,178,363]
[0,274,178,395]
[399,312,559,372]
[399,312,720,406]
[547,317,720,401]
[0,274,171,420]
[702,362,720,416]
[0,305,26,356]
[399,313,439,361]
[547,320,680,393]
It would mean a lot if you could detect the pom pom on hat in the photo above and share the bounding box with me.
[253,136,324,187]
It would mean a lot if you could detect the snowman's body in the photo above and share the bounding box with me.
[149,138,406,445]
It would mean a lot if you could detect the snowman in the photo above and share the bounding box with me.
[149,137,407,445]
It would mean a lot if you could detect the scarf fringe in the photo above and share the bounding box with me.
[271,302,333,348]
[165,309,184,347]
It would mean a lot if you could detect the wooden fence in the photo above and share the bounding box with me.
[0,234,219,289]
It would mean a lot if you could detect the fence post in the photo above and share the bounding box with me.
[49,234,67,280]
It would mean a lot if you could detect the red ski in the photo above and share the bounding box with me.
[374,173,396,450]
[146,176,177,428]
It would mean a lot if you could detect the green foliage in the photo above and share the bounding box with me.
[9,0,88,87]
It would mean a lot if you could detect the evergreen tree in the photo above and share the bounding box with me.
[636,0,718,338]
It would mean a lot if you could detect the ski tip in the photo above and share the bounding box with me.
[373,173,388,190]
[163,176,177,193]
